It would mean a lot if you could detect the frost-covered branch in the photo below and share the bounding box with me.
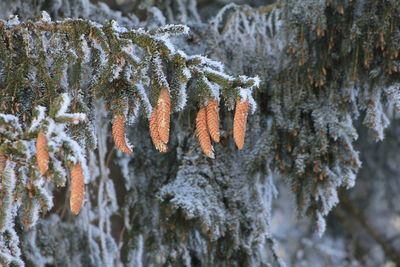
[210,0,400,235]
[0,10,260,265]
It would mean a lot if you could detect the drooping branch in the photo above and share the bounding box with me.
[0,11,260,265]
[209,0,400,234]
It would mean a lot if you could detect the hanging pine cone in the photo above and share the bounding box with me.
[149,110,168,152]
[156,89,171,144]
[0,152,6,174]
[233,99,249,150]
[206,100,220,143]
[112,115,133,154]
[70,163,85,215]
[196,107,214,158]
[36,131,49,175]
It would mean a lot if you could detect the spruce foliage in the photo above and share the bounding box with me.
[0,0,400,265]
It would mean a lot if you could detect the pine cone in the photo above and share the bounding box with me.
[233,99,249,150]
[36,131,49,175]
[149,110,168,152]
[156,89,171,144]
[0,153,6,174]
[196,107,214,158]
[70,163,85,215]
[206,100,220,143]
[112,115,133,154]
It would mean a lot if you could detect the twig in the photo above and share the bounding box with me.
[338,190,400,264]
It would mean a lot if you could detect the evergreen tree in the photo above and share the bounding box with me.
[0,0,399,266]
